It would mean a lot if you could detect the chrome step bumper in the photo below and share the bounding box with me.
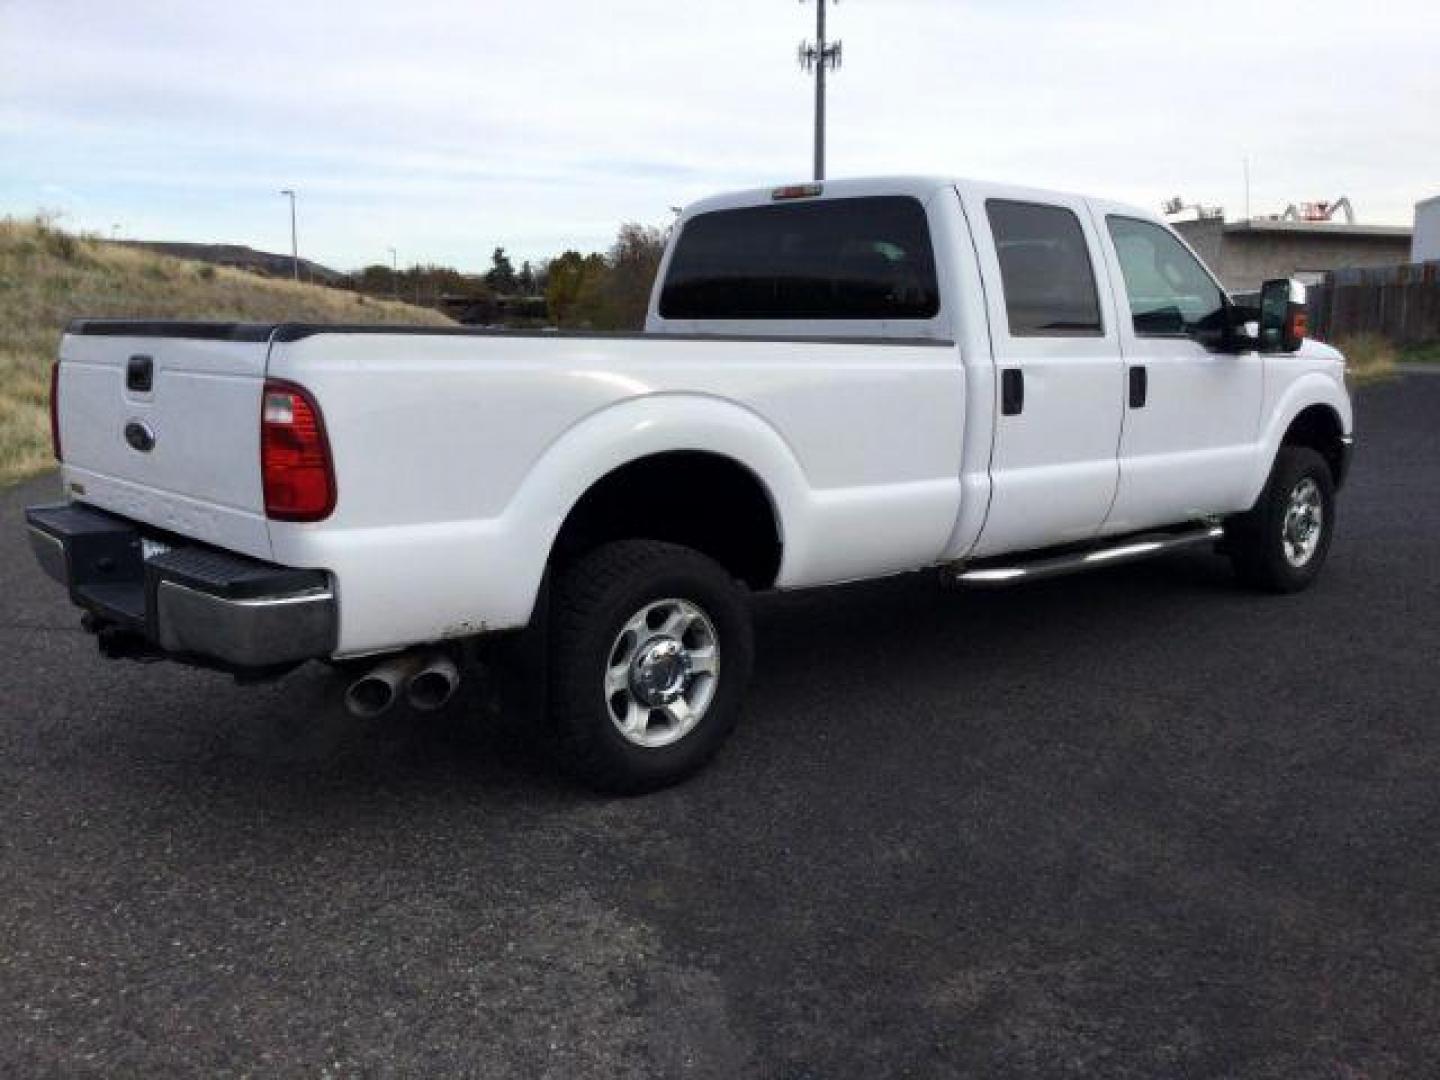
[26,502,336,671]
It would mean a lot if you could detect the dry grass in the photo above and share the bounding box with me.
[0,215,453,485]
[1334,333,1399,386]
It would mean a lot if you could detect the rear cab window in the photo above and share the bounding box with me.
[658,196,940,322]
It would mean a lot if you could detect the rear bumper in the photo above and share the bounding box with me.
[26,502,337,671]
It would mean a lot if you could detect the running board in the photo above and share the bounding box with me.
[947,525,1224,588]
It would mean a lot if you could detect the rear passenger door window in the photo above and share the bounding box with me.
[985,200,1103,337]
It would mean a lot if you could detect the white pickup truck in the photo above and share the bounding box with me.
[28,177,1353,791]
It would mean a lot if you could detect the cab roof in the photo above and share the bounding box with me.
[681,175,1160,226]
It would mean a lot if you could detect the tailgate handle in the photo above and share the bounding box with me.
[126,355,154,393]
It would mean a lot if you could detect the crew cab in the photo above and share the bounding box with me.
[27,177,1354,791]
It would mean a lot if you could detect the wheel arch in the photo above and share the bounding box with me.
[1244,376,1353,507]
[494,394,809,625]
[551,449,785,590]
[1280,403,1347,489]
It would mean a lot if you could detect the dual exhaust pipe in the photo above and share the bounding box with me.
[343,651,460,718]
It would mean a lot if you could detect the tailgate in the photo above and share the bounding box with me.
[57,323,276,558]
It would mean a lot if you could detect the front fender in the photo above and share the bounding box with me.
[1243,371,1353,507]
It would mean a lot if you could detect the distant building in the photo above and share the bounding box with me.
[1414,196,1440,263]
[1173,217,1413,293]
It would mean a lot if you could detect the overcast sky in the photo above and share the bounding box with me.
[2,0,1436,273]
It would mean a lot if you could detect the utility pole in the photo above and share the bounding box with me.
[388,246,399,300]
[798,0,842,182]
[279,189,298,281]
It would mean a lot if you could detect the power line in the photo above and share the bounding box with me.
[798,0,842,182]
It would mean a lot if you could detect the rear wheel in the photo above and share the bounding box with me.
[548,540,753,793]
[1225,446,1336,593]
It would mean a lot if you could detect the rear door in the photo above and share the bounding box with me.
[961,188,1125,556]
[57,325,274,557]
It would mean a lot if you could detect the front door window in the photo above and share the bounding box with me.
[1107,216,1225,338]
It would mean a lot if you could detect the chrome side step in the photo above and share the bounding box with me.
[947,524,1224,589]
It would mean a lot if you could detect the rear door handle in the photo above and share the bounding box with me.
[1001,368,1024,416]
[1129,365,1148,409]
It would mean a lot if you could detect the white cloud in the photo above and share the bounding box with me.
[2,0,1436,271]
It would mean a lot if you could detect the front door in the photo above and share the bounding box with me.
[1090,207,1265,533]
[963,189,1126,557]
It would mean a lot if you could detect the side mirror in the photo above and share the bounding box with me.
[1219,299,1260,352]
[1258,278,1307,353]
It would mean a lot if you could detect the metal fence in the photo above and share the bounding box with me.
[1307,261,1440,345]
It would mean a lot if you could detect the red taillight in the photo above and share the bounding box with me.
[261,379,335,521]
[50,361,62,460]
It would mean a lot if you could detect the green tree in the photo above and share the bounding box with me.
[572,253,615,327]
[604,222,666,330]
[544,251,585,326]
[543,251,607,327]
[485,246,517,294]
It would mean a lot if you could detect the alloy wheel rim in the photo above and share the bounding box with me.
[605,598,720,748]
[1282,477,1324,567]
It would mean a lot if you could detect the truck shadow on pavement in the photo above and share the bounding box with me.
[32,546,1256,814]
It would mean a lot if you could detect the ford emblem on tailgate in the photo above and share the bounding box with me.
[124,420,156,453]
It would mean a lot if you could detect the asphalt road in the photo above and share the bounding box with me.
[3,376,1438,1079]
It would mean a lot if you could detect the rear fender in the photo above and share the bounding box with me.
[498,393,809,623]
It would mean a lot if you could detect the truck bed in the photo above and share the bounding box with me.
[57,318,968,654]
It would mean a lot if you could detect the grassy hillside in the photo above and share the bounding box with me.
[0,216,453,485]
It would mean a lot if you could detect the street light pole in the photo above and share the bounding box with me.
[279,189,298,281]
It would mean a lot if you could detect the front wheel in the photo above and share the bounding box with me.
[1225,446,1336,593]
[548,540,754,793]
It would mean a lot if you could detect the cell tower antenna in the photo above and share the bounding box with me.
[798,0,843,181]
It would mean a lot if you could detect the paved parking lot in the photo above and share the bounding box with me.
[2,376,1438,1078]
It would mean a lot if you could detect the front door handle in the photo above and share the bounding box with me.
[1129,365,1148,409]
[1001,368,1024,416]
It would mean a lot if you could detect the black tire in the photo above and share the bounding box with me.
[1225,446,1336,593]
[548,539,754,793]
